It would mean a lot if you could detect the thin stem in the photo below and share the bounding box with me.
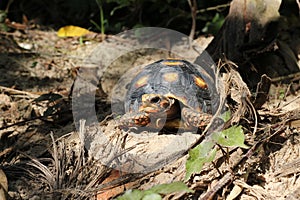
[96,0,105,40]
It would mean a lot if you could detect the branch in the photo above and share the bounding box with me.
[187,0,197,40]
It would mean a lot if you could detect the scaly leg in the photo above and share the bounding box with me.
[119,112,151,128]
[181,107,212,129]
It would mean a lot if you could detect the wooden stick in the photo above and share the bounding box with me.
[0,85,40,99]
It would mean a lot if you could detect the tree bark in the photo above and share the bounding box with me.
[205,0,300,88]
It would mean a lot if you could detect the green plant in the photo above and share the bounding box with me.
[117,181,193,200]
[0,10,9,31]
[202,12,225,35]
[185,112,248,180]
[91,0,106,39]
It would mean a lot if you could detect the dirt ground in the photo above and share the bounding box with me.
[0,28,300,200]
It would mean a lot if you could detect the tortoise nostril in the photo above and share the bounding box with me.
[150,96,161,104]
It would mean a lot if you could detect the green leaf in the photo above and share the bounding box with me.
[142,193,162,200]
[279,89,285,100]
[149,181,193,194]
[117,189,145,200]
[202,13,225,35]
[0,10,7,23]
[220,110,231,122]
[110,3,129,16]
[185,140,217,180]
[212,126,249,148]
[117,182,192,200]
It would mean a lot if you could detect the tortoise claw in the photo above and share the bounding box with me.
[181,107,212,129]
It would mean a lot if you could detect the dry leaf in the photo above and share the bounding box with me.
[226,184,243,200]
[96,170,134,200]
[57,25,92,37]
[0,169,8,200]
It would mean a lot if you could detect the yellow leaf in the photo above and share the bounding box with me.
[57,25,92,37]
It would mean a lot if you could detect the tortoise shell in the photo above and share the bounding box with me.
[121,59,214,130]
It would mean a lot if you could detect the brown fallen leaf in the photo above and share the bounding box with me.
[96,170,134,200]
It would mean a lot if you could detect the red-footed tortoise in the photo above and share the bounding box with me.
[119,59,214,131]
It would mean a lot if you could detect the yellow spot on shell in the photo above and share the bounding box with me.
[162,61,184,66]
[163,72,179,82]
[194,75,207,89]
[135,75,149,88]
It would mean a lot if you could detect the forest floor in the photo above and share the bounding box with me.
[0,28,300,200]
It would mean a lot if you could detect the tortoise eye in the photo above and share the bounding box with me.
[150,96,161,104]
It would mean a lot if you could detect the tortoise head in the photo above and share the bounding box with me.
[140,94,180,118]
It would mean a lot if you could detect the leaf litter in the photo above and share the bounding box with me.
[0,29,299,200]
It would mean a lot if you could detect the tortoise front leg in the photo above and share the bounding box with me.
[181,107,212,129]
[118,111,151,129]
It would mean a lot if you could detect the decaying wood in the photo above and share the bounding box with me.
[205,0,300,88]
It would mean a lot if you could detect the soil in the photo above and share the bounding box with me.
[0,27,300,200]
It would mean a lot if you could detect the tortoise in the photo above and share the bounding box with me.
[119,59,214,131]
